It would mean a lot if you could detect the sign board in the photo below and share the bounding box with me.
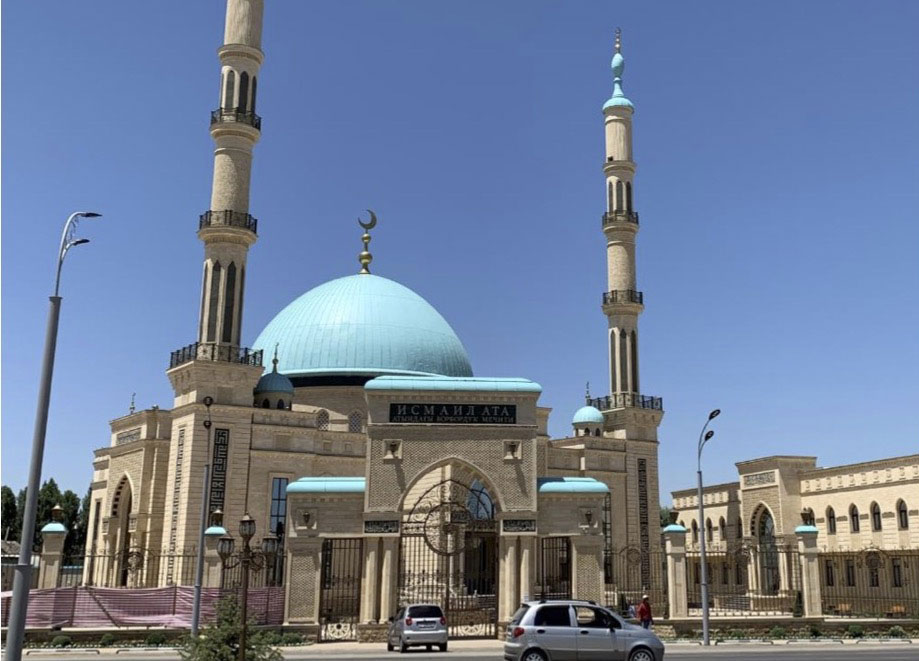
[389,403,517,424]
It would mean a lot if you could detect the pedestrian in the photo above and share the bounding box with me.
[637,594,653,629]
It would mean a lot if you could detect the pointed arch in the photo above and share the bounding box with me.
[630,330,639,393]
[719,516,726,541]
[221,262,237,343]
[206,261,221,342]
[691,519,698,543]
[870,502,882,531]
[238,71,249,112]
[897,499,909,530]
[223,70,236,109]
[251,77,258,112]
[827,506,837,534]
[626,181,633,212]
[850,504,860,533]
[607,181,614,212]
[705,518,713,542]
[615,180,624,211]
[398,456,506,514]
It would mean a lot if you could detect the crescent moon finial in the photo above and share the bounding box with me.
[358,209,377,274]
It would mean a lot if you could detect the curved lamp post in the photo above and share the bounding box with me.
[696,408,720,646]
[5,212,102,661]
[217,514,278,661]
[190,395,215,637]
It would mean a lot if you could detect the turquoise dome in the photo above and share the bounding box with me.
[252,274,473,379]
[255,369,294,394]
[572,405,604,425]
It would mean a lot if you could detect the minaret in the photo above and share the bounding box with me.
[601,29,643,401]
[195,0,264,355]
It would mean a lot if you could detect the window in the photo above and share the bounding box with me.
[691,520,698,543]
[827,507,836,534]
[316,409,329,431]
[221,262,236,343]
[224,70,235,109]
[735,562,744,585]
[534,605,571,627]
[276,399,285,409]
[736,517,743,539]
[238,71,249,111]
[408,605,443,618]
[721,562,728,585]
[607,182,614,212]
[892,558,903,588]
[626,181,633,212]
[706,518,713,543]
[871,502,882,531]
[897,500,908,530]
[850,505,860,533]
[719,517,726,541]
[348,411,363,433]
[206,261,221,342]
[824,560,835,587]
[261,399,270,408]
[510,605,530,625]
[615,181,624,211]
[630,331,639,392]
[845,559,856,587]
[575,606,612,628]
[869,566,879,588]
[269,477,289,537]
[251,77,257,112]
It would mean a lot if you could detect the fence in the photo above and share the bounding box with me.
[820,549,919,619]
[604,547,668,617]
[0,585,284,629]
[59,549,198,588]
[1,555,39,592]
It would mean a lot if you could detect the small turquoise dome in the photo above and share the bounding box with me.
[572,405,604,425]
[41,522,67,534]
[252,274,473,379]
[254,364,294,394]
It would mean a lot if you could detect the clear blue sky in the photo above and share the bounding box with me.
[3,1,918,502]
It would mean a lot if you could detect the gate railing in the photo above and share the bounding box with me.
[318,538,363,641]
[536,537,572,601]
[604,547,668,617]
[819,549,919,619]
[58,548,198,588]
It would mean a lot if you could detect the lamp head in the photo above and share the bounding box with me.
[704,430,714,441]
[217,535,235,560]
[261,535,278,556]
[51,505,64,522]
[211,508,224,527]
[239,513,256,541]
[708,409,721,420]
[78,212,102,218]
[203,396,214,408]
[71,238,90,246]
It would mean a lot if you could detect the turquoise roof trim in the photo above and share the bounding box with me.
[41,522,67,534]
[537,477,609,494]
[794,524,819,535]
[366,376,541,393]
[252,274,473,380]
[572,405,604,425]
[205,526,228,537]
[287,476,366,494]
[662,523,688,534]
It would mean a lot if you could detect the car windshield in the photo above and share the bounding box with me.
[408,605,443,618]
[510,605,530,624]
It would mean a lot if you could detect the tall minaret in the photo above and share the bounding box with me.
[601,29,643,400]
[195,0,264,354]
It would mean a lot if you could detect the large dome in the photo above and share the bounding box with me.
[252,274,473,380]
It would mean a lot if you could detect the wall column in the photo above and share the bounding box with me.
[499,536,518,622]
[38,524,66,589]
[795,526,822,617]
[360,537,380,623]
[284,538,322,625]
[203,528,227,587]
[378,537,398,622]
[663,524,688,619]
[519,536,536,602]
[571,535,604,604]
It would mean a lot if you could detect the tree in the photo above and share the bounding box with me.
[58,489,82,558]
[2,486,18,541]
[660,506,674,529]
[180,594,281,661]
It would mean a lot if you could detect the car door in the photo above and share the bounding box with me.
[574,606,619,661]
[532,605,577,661]
[390,607,404,643]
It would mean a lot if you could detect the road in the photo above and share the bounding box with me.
[19,641,918,661]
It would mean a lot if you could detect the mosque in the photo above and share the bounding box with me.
[83,0,665,639]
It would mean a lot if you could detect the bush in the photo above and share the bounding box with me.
[279,632,304,646]
[769,626,787,639]
[888,626,906,638]
[180,595,281,661]
[808,624,822,638]
[728,628,745,639]
[846,624,864,638]
[51,635,72,648]
[145,632,168,647]
[99,633,117,647]
[256,630,283,646]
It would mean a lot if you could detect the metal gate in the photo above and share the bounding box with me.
[399,478,498,638]
[536,537,571,600]
[318,538,363,641]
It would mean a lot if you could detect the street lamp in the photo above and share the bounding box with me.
[191,395,215,637]
[218,514,278,661]
[5,211,102,661]
[696,408,720,646]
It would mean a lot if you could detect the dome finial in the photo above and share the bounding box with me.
[272,343,279,372]
[129,392,136,415]
[603,28,633,111]
[585,381,591,404]
[357,210,377,274]
[615,27,622,54]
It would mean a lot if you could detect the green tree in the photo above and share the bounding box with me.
[180,594,281,661]
[59,489,82,558]
[660,506,674,529]
[2,485,18,541]
[15,488,26,542]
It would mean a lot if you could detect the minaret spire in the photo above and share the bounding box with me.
[357,210,377,274]
[194,0,265,359]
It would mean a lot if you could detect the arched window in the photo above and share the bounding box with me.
[630,331,639,393]
[618,330,628,392]
[871,502,882,531]
[251,77,257,112]
[238,71,249,112]
[276,399,285,410]
[316,409,329,431]
[615,181,624,211]
[827,507,836,534]
[223,70,235,109]
[261,399,270,409]
[594,428,601,437]
[206,261,221,342]
[719,516,726,541]
[691,520,698,543]
[736,517,743,539]
[348,411,363,433]
[626,181,633,212]
[607,181,614,213]
[897,500,909,530]
[221,262,236,343]
[706,518,713,543]
[850,505,860,533]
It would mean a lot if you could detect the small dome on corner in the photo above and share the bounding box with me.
[572,405,604,425]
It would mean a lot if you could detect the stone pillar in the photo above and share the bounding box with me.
[662,524,688,619]
[519,536,536,602]
[795,525,822,617]
[38,522,67,589]
[360,537,380,623]
[203,526,226,587]
[571,535,604,604]
[378,537,398,621]
[499,537,518,621]
[285,538,322,624]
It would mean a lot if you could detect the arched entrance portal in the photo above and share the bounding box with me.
[752,505,779,596]
[399,468,499,638]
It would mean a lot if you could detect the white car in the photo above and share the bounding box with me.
[387,603,449,653]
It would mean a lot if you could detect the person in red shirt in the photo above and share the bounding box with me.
[637,594,653,629]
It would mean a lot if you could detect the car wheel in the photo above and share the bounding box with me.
[399,638,409,653]
[439,642,447,652]
[628,647,655,661]
[386,640,393,652]
[522,650,547,661]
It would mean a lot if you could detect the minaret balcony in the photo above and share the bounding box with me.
[602,210,639,227]
[210,108,262,131]
[199,210,258,234]
[602,289,643,305]
[588,392,663,412]
[169,342,263,369]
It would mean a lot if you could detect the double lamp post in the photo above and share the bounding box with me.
[695,408,720,647]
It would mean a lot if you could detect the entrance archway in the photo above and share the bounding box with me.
[751,504,779,595]
[398,466,499,638]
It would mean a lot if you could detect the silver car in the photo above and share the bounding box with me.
[503,600,664,661]
[387,603,449,653]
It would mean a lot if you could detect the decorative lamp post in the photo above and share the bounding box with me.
[6,211,103,661]
[696,408,720,646]
[217,515,278,661]
[191,395,215,636]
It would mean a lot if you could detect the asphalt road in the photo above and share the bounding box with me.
[19,643,918,661]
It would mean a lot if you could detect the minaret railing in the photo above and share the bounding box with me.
[602,289,643,305]
[601,210,639,226]
[199,210,259,234]
[588,392,663,412]
[210,108,262,130]
[169,342,263,369]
